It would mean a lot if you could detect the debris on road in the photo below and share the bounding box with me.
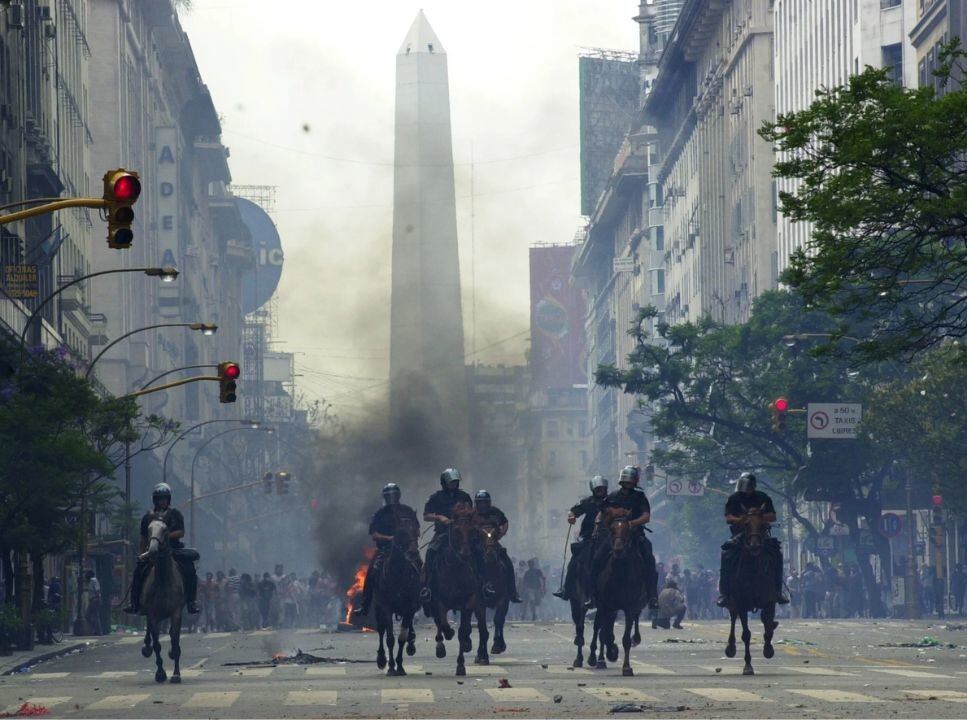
[878,636,956,648]
[0,703,51,718]
[663,637,705,643]
[223,649,370,667]
[498,678,512,688]
[774,638,816,646]
[553,695,563,703]
[610,703,690,714]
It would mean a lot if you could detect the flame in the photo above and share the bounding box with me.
[344,546,376,623]
[272,653,286,662]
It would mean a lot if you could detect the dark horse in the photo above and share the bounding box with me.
[594,509,647,676]
[374,515,421,676]
[723,508,778,676]
[475,522,510,664]
[427,503,482,676]
[139,517,188,683]
[565,540,606,669]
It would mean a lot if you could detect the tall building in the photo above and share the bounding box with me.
[775,0,919,272]
[389,11,467,454]
[644,0,777,326]
[910,0,967,90]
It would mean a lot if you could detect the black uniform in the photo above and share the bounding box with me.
[128,508,198,613]
[354,503,422,616]
[719,490,784,600]
[423,488,487,592]
[572,496,604,543]
[589,488,658,604]
[558,495,606,601]
[475,505,519,600]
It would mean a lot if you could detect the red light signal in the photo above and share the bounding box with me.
[933,494,943,507]
[217,361,240,403]
[769,397,789,431]
[103,169,141,249]
[113,174,141,202]
[774,397,789,413]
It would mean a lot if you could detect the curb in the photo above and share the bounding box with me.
[0,642,95,676]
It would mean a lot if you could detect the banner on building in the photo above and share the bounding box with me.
[3,264,39,299]
[529,245,587,390]
[155,127,180,315]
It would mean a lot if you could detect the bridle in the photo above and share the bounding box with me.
[736,508,769,556]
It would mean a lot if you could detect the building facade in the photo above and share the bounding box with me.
[910,0,967,91]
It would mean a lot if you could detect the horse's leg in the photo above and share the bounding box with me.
[491,599,508,654]
[376,608,388,670]
[150,617,166,683]
[762,603,776,659]
[475,604,490,664]
[385,612,397,676]
[605,610,619,663]
[632,617,641,647]
[622,612,635,676]
[168,610,182,683]
[406,609,417,656]
[595,611,610,669]
[456,609,471,676]
[395,614,409,675]
[740,610,754,675]
[590,612,602,668]
[725,608,737,658]
[571,599,585,668]
[141,627,152,658]
[433,603,447,659]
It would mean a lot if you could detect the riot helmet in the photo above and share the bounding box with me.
[618,466,640,488]
[474,489,492,511]
[737,472,757,493]
[382,482,401,505]
[440,468,462,489]
[152,482,172,509]
[589,475,609,498]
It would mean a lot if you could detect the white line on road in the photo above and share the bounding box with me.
[182,691,241,708]
[231,666,274,677]
[870,668,955,679]
[92,671,138,678]
[466,664,506,675]
[784,666,857,676]
[305,666,347,676]
[789,689,885,703]
[543,664,592,674]
[484,688,550,702]
[117,636,145,645]
[86,694,151,710]
[285,690,338,706]
[630,661,676,675]
[25,672,71,680]
[686,688,773,702]
[904,690,967,702]
[381,688,434,703]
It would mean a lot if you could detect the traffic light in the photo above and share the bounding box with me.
[217,361,240,403]
[644,463,656,486]
[275,471,290,495]
[263,472,274,494]
[769,397,789,431]
[102,169,141,249]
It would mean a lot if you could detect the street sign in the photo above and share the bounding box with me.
[879,512,902,538]
[665,477,705,496]
[3,264,39,299]
[612,256,635,273]
[807,403,862,439]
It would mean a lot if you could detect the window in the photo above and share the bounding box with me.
[880,0,901,7]
[546,420,559,438]
[882,43,903,85]
[655,225,664,251]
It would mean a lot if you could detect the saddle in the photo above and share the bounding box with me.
[174,547,200,562]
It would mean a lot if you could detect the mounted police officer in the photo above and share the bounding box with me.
[473,490,522,603]
[124,483,199,615]
[420,468,495,606]
[553,475,609,601]
[586,467,658,610]
[716,472,789,607]
[353,483,423,617]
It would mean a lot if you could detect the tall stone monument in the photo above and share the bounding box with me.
[389,11,468,454]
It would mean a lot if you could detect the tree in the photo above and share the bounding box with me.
[760,44,967,362]
[596,291,899,615]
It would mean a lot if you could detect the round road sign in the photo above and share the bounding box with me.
[879,512,902,538]
[810,411,830,431]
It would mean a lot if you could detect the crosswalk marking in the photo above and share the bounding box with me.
[203,632,232,639]
[785,666,856,676]
[466,664,506,675]
[630,661,676,675]
[484,688,550,702]
[381,688,434,703]
[295,628,319,635]
[686,688,772,702]
[285,691,338,706]
[93,671,138,678]
[250,629,275,636]
[582,687,659,702]
[904,690,967,703]
[183,691,241,709]
[86,694,151,710]
[231,666,273,677]
[870,668,955,679]
[26,672,71,680]
[4,697,72,714]
[789,689,885,703]
[118,636,145,645]
[544,664,592,674]
[305,666,347,676]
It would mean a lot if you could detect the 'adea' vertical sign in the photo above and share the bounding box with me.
[156,127,180,317]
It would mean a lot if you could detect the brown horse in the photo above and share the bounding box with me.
[723,508,778,676]
[374,514,422,676]
[427,503,482,676]
[475,522,510,664]
[594,508,647,676]
[139,518,185,684]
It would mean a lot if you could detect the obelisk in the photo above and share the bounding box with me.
[389,11,468,453]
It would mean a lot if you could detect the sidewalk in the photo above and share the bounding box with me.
[0,636,106,676]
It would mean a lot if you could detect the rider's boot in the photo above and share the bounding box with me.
[552,589,567,600]
[506,560,522,603]
[183,562,200,614]
[776,591,790,605]
[123,565,143,614]
[716,594,729,608]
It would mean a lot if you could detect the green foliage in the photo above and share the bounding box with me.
[760,42,967,362]
[0,602,23,631]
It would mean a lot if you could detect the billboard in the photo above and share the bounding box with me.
[530,245,587,390]
[237,198,284,314]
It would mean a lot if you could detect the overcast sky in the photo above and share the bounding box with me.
[179,1,639,420]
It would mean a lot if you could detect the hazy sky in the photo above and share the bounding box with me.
[179,1,639,419]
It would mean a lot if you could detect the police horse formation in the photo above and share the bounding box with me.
[124,469,784,683]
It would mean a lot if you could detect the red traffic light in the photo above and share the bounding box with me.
[774,397,789,413]
[933,494,943,507]
[113,174,141,202]
[223,363,240,380]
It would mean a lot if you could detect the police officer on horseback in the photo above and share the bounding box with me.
[553,475,609,601]
[124,483,199,615]
[353,483,423,617]
[716,472,789,607]
[473,490,522,603]
[420,468,495,606]
[586,467,659,610]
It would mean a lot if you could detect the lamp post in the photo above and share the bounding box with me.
[188,425,274,544]
[904,466,921,619]
[18,266,178,370]
[163,419,260,485]
[84,323,217,381]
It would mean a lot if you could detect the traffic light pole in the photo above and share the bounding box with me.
[184,479,262,504]
[121,375,219,399]
[0,197,107,225]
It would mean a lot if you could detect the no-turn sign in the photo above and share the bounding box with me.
[666,477,705,497]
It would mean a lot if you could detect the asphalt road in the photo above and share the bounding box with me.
[3,617,967,718]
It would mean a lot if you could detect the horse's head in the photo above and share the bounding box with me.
[146,516,169,557]
[394,517,420,554]
[740,508,767,556]
[449,503,476,556]
[479,524,500,551]
[605,509,632,557]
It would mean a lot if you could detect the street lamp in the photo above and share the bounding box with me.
[84,322,217,381]
[163,418,261,484]
[188,425,275,543]
[18,266,179,370]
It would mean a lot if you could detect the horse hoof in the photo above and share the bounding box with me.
[743,666,755,676]
[141,646,152,658]
[386,667,397,677]
[763,644,775,659]
[632,632,641,647]
[406,642,416,657]
[169,675,181,684]
[377,654,387,670]
[436,644,447,659]
[155,670,167,683]
[725,644,736,658]
[606,645,619,663]
[573,658,583,668]
[443,626,455,641]
[460,638,472,653]
[475,656,489,665]
[623,667,634,677]
[456,666,466,677]
[595,660,607,670]
[491,640,506,654]
[396,667,407,677]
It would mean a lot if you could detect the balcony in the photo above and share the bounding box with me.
[648,205,665,228]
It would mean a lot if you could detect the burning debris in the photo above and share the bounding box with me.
[340,547,377,632]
